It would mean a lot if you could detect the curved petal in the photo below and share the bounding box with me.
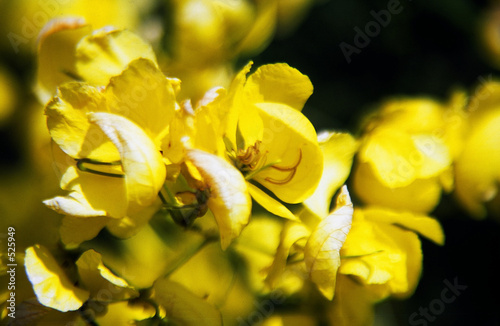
[304,132,358,217]
[45,82,119,161]
[304,186,353,300]
[153,278,222,326]
[187,149,251,250]
[76,250,139,301]
[25,245,90,312]
[89,112,166,210]
[247,183,297,220]
[246,63,314,111]
[60,215,109,249]
[35,17,92,104]
[104,58,177,146]
[252,102,323,203]
[76,28,157,86]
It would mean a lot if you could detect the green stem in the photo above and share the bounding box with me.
[76,158,124,178]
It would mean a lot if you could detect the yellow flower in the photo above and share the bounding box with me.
[191,62,322,220]
[455,80,500,218]
[353,95,467,213]
[35,19,158,104]
[24,245,155,324]
[43,58,177,245]
[339,207,444,299]
[1,0,150,54]
[264,186,354,300]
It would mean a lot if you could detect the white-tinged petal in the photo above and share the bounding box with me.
[89,112,166,210]
[187,149,251,250]
[25,245,90,312]
[304,186,353,300]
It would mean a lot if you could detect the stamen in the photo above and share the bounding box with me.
[265,149,302,185]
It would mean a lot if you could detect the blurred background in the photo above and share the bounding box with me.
[1,0,500,325]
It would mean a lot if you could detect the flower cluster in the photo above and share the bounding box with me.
[2,1,500,325]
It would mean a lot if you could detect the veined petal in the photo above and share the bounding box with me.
[76,250,139,301]
[35,17,92,104]
[305,132,358,217]
[89,112,166,210]
[25,245,90,312]
[304,186,353,300]
[252,102,323,203]
[105,58,177,146]
[76,28,157,86]
[187,149,251,250]
[246,63,313,111]
[247,183,297,220]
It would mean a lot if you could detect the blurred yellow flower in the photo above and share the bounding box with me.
[43,58,177,244]
[455,80,500,218]
[353,96,467,213]
[0,0,151,54]
[339,207,444,299]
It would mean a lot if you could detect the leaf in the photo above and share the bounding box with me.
[24,245,89,312]
[304,186,353,300]
[153,278,222,326]
[187,149,251,250]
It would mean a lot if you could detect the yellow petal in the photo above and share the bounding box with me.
[76,28,157,86]
[60,216,109,249]
[35,17,92,104]
[187,149,251,250]
[304,186,353,300]
[363,207,445,245]
[25,245,90,312]
[252,102,323,203]
[90,112,166,210]
[265,221,310,289]
[49,141,128,218]
[353,162,442,214]
[339,209,423,298]
[95,301,156,325]
[45,82,119,161]
[153,278,222,326]
[304,132,358,217]
[104,58,177,146]
[359,128,419,188]
[246,63,314,111]
[76,250,139,301]
[247,183,297,220]
[43,192,107,217]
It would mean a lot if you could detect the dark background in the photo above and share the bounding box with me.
[253,0,500,325]
[1,0,499,325]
